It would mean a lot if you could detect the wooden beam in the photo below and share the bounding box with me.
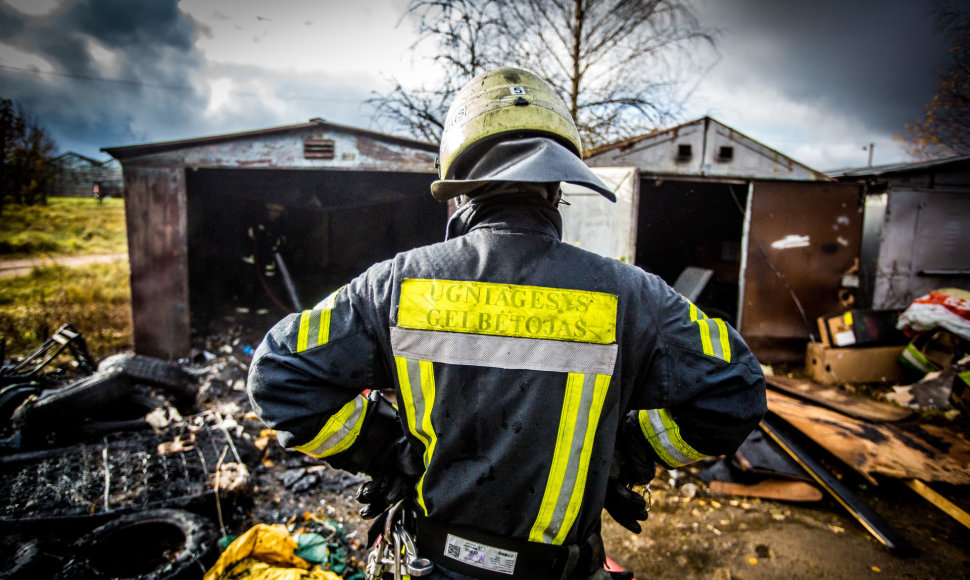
[761,417,913,554]
[709,479,822,502]
[767,389,970,485]
[904,479,970,530]
[766,375,911,422]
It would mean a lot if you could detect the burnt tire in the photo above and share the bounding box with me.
[0,383,41,430]
[98,354,196,407]
[0,537,39,580]
[62,509,218,580]
[22,370,131,426]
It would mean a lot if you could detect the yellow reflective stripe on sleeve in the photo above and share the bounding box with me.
[292,395,368,458]
[297,310,312,352]
[296,287,343,352]
[529,372,611,545]
[686,300,732,362]
[398,279,618,344]
[638,409,708,468]
[713,318,732,362]
[395,356,437,516]
[688,301,702,323]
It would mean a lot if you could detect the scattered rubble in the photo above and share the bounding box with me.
[1,317,969,578]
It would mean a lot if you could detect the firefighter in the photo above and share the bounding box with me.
[236,203,289,316]
[247,67,766,579]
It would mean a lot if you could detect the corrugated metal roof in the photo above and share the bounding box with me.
[827,154,970,178]
[102,118,437,159]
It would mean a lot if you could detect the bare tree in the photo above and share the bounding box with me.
[903,1,970,159]
[370,0,716,150]
[369,0,507,143]
[1,98,55,213]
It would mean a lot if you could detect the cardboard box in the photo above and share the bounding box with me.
[806,342,906,385]
[816,309,903,348]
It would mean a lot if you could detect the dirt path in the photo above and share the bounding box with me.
[0,252,127,278]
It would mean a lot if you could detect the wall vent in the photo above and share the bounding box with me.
[676,144,692,160]
[304,139,335,159]
[717,146,734,161]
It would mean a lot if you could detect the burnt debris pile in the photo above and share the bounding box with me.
[0,326,367,579]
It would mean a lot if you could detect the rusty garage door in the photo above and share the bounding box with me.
[739,181,863,361]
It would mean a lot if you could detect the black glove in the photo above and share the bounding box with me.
[603,480,648,534]
[603,411,658,534]
[355,436,424,519]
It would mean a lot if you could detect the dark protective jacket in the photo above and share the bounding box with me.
[248,193,766,575]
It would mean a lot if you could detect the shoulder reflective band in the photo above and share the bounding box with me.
[296,287,343,352]
[529,372,611,545]
[638,408,708,468]
[398,279,618,344]
[687,301,732,362]
[292,395,368,458]
[396,356,438,517]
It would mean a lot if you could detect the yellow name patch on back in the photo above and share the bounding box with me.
[398,279,617,344]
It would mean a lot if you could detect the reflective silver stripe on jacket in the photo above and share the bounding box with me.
[390,327,617,374]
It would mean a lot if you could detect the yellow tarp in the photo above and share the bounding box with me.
[204,524,342,580]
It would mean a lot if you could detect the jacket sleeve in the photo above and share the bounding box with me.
[626,279,767,469]
[247,269,397,472]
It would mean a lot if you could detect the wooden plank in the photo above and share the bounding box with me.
[767,390,970,485]
[766,375,911,422]
[904,479,970,530]
[761,417,913,554]
[709,479,823,502]
[124,166,191,359]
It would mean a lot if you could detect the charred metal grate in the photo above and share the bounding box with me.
[303,138,335,159]
[0,412,247,523]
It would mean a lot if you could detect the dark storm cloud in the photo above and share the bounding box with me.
[0,0,207,155]
[699,0,950,134]
[0,0,385,157]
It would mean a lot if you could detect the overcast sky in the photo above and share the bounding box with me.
[0,0,951,171]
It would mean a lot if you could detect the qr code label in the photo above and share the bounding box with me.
[443,534,517,575]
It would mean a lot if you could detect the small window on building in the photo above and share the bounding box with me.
[677,144,692,159]
[304,139,335,159]
[717,146,734,161]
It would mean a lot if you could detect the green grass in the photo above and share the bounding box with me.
[0,261,133,359]
[0,197,127,258]
[0,197,132,359]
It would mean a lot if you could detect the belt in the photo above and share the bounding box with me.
[415,516,597,580]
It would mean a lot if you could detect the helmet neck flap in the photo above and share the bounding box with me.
[431,135,615,203]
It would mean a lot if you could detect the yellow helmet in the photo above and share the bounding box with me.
[432,67,615,203]
[438,67,583,180]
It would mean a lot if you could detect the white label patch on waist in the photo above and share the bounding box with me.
[444,533,517,575]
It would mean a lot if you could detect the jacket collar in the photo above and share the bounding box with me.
[445,192,563,242]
